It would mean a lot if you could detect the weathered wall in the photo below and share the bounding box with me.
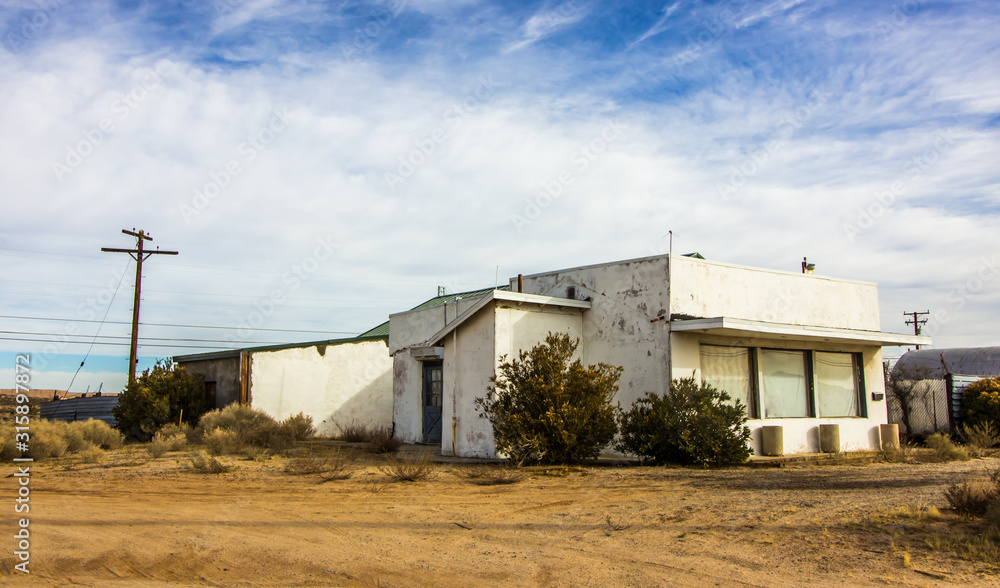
[176,356,240,409]
[392,349,422,443]
[673,331,889,454]
[443,302,498,457]
[389,293,494,444]
[670,255,881,331]
[514,256,671,410]
[249,339,392,437]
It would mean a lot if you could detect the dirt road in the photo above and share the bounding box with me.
[2,449,997,587]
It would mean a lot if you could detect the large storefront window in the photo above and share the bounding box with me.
[699,345,753,416]
[699,345,866,420]
[759,349,810,418]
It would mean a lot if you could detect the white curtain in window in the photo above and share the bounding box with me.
[699,346,751,414]
[760,349,808,418]
[815,352,858,417]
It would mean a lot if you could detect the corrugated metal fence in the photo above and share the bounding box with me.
[39,396,118,427]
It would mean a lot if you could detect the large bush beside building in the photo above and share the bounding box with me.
[616,377,752,467]
[113,359,208,441]
[477,332,622,465]
[962,376,1000,430]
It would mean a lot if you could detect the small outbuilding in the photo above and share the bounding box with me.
[889,347,1000,435]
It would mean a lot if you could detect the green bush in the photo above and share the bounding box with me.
[962,377,1000,430]
[477,332,622,465]
[616,377,752,467]
[113,359,208,441]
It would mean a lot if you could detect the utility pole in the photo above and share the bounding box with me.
[903,310,929,349]
[102,229,178,382]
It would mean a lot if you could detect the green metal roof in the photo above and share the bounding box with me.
[358,320,389,338]
[405,285,509,313]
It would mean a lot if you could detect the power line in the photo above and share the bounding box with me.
[0,336,242,350]
[0,314,358,335]
[0,330,297,345]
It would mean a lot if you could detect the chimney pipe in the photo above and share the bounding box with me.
[517,274,523,293]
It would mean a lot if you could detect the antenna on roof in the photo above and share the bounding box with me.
[495,266,499,289]
[437,286,446,296]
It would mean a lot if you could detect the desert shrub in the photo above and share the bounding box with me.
[190,450,231,474]
[243,446,271,462]
[958,421,1000,457]
[477,332,622,465]
[985,499,1000,530]
[280,412,315,442]
[925,433,969,462]
[147,435,170,458]
[158,422,196,444]
[196,404,295,453]
[945,481,999,516]
[335,420,373,442]
[368,428,402,454]
[113,359,208,441]
[616,377,752,467]
[26,419,69,459]
[0,429,18,461]
[76,419,123,450]
[962,377,1000,430]
[880,440,915,464]
[78,446,105,464]
[379,452,435,482]
[204,429,242,455]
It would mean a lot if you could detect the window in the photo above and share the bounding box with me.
[699,345,866,419]
[699,345,754,416]
[815,352,861,417]
[759,349,811,418]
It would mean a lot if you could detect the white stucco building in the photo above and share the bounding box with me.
[176,325,392,437]
[390,254,928,458]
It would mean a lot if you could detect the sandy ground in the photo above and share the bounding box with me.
[2,446,998,587]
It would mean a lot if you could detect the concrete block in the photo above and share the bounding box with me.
[761,426,783,456]
[819,424,840,453]
[880,424,900,450]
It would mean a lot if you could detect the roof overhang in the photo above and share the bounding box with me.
[425,290,590,346]
[670,317,931,347]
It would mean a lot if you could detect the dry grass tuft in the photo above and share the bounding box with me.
[190,450,232,474]
[958,421,1000,457]
[925,433,970,462]
[368,428,402,454]
[459,465,525,486]
[284,449,355,481]
[379,451,435,482]
[335,420,373,443]
[945,480,999,516]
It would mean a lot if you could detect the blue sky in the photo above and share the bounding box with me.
[1,0,998,393]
